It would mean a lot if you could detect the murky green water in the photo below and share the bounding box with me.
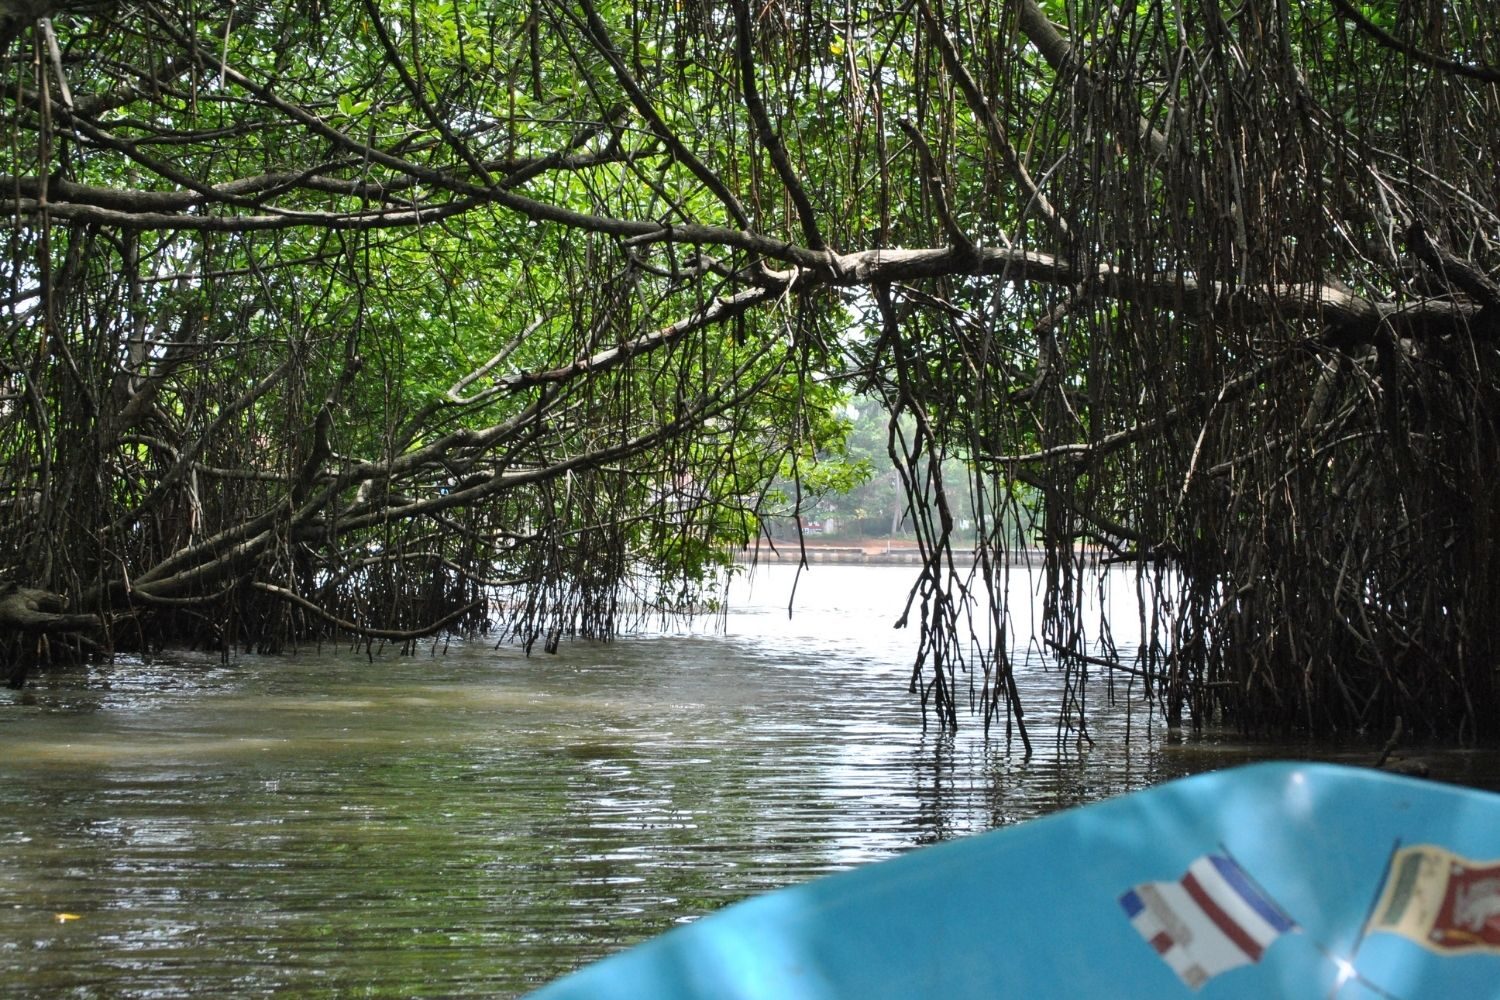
[3,565,1497,997]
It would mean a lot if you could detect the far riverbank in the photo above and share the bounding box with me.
[734,538,1047,567]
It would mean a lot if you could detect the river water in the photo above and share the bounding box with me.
[3,563,1497,998]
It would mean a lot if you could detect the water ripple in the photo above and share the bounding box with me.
[2,565,1497,997]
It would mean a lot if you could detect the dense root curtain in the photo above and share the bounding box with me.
[1,1,1497,739]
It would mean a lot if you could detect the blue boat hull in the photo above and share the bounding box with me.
[528,762,1500,998]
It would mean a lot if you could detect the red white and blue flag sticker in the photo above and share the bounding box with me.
[1120,853,1298,990]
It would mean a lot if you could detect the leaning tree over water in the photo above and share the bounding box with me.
[2,1,1497,742]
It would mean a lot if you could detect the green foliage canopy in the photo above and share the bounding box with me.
[2,0,1498,741]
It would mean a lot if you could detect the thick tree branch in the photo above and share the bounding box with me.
[732,0,826,251]
[1329,0,1500,84]
[252,581,484,641]
[916,1,1070,247]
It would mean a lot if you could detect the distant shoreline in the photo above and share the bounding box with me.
[731,542,1047,567]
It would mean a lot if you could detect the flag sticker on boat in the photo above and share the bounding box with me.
[1365,844,1500,954]
[1120,853,1298,990]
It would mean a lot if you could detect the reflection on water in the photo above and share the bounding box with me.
[1,565,1496,998]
